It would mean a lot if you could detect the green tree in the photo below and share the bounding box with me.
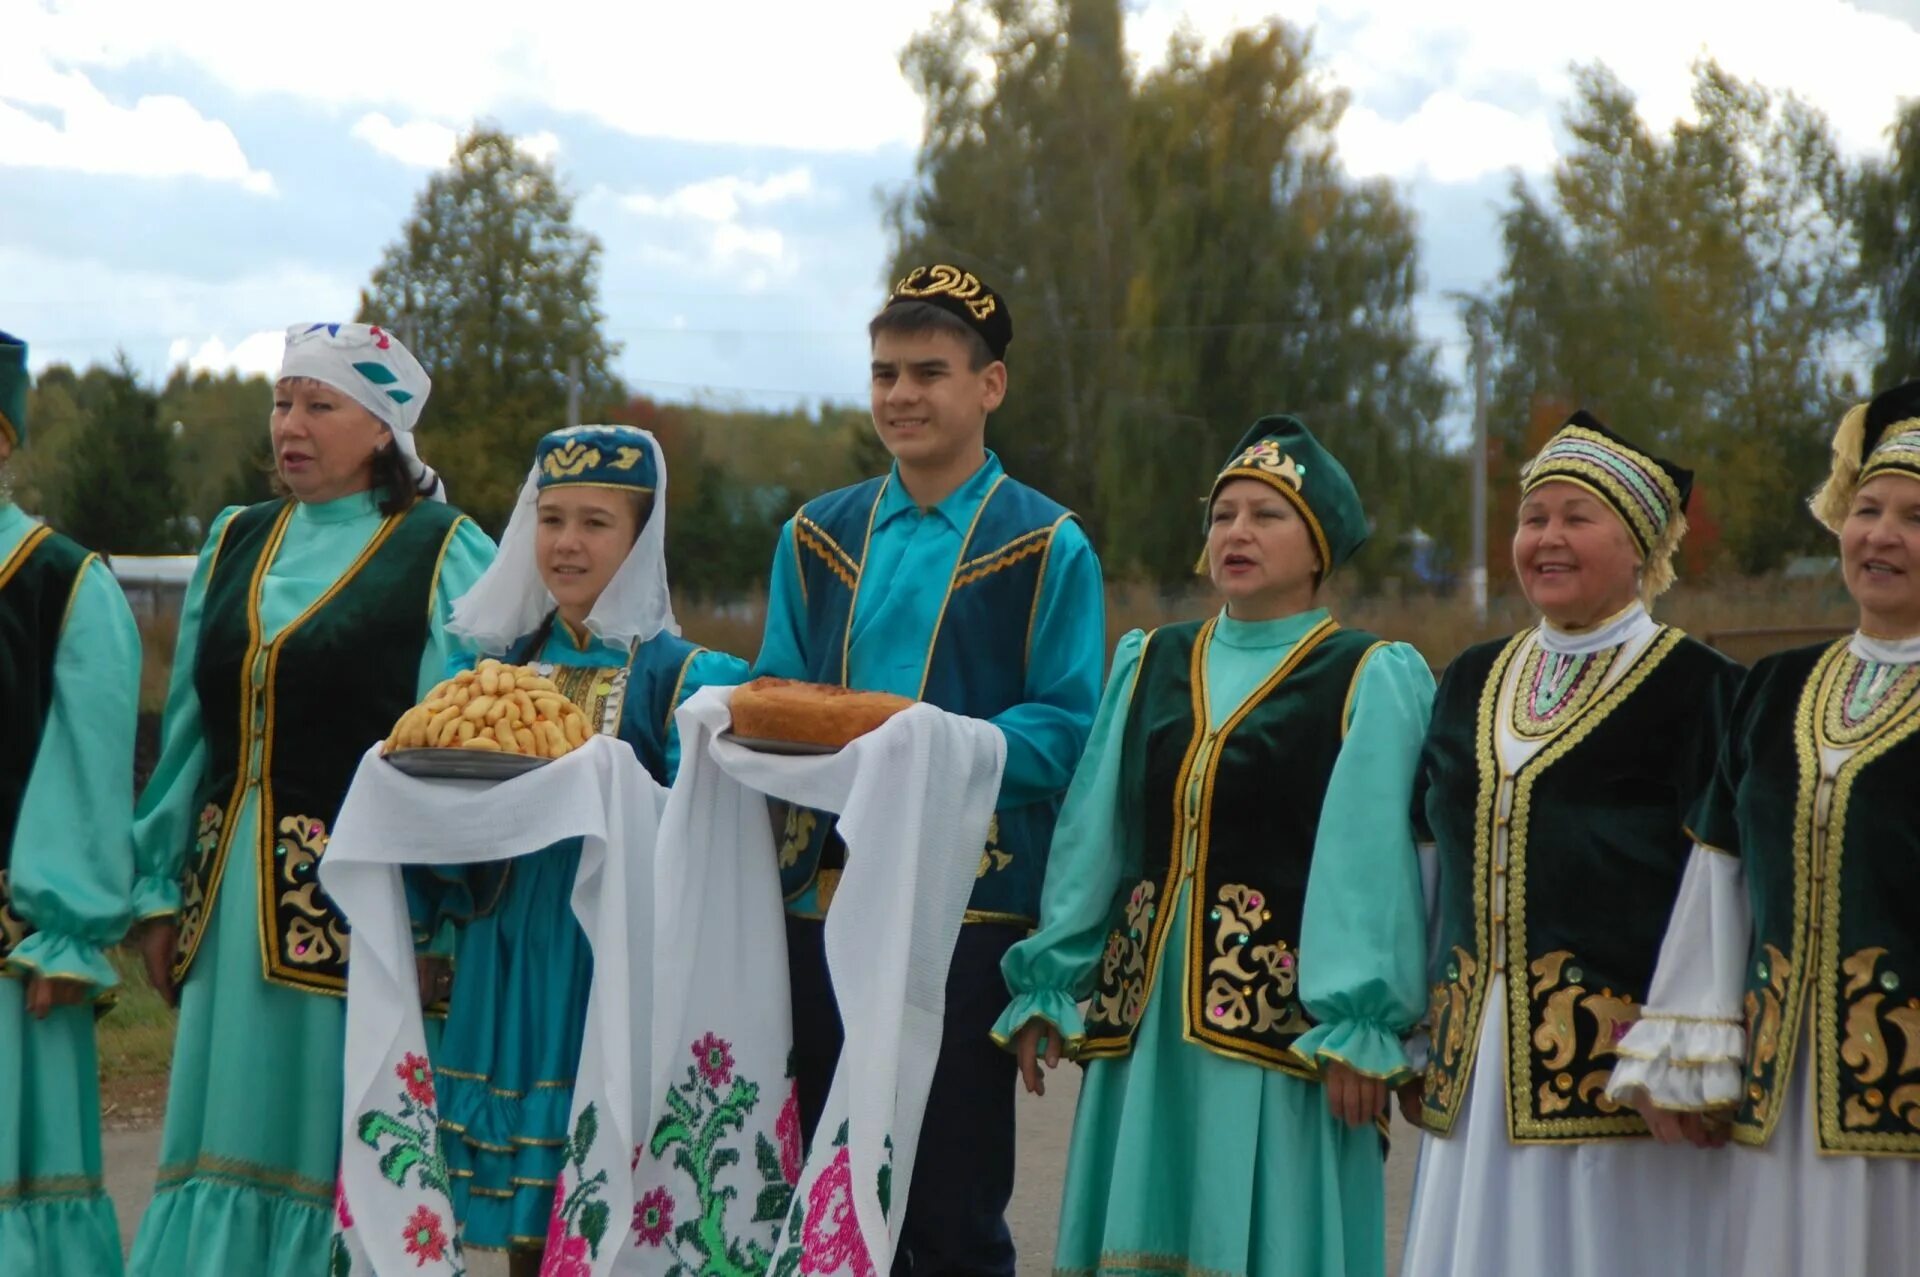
[162,367,276,537]
[1489,62,1866,576]
[61,356,183,554]
[1860,98,1920,385]
[889,3,1450,585]
[12,364,84,520]
[359,126,623,530]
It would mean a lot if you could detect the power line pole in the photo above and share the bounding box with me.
[566,356,582,429]
[1468,310,1490,624]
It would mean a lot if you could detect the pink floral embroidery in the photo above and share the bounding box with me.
[632,1186,675,1246]
[334,1173,354,1231]
[776,1084,803,1186]
[402,1205,448,1267]
[800,1147,873,1277]
[692,1032,735,1088]
[396,1053,436,1108]
[540,1176,591,1277]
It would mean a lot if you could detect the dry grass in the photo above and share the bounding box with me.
[98,947,176,1125]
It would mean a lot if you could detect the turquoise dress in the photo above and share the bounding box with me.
[995,609,1433,1277]
[128,493,495,1277]
[0,502,141,1276]
[420,619,746,1255]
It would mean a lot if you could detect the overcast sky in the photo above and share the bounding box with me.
[5,0,1918,422]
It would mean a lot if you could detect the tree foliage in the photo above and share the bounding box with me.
[889,1,1450,586]
[1860,98,1920,387]
[359,126,623,531]
[1489,62,1867,577]
[58,356,184,554]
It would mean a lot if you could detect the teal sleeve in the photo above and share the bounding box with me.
[8,557,143,993]
[986,520,1106,807]
[664,646,750,782]
[129,506,242,921]
[1294,641,1437,1083]
[419,516,498,697]
[992,629,1145,1052]
[750,520,808,680]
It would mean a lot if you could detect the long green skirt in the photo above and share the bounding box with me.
[1052,882,1386,1277]
[0,979,123,1276]
[128,794,343,1277]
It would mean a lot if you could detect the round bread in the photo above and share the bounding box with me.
[729,677,914,748]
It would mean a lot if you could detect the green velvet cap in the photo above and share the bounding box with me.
[1205,415,1369,572]
[0,331,26,447]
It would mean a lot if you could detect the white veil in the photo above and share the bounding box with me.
[448,427,680,654]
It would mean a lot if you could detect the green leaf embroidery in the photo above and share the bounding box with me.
[353,361,399,385]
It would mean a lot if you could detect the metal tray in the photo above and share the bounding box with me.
[384,748,552,781]
[717,731,839,757]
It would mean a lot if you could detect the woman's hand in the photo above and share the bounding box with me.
[135,918,180,1009]
[1014,1018,1064,1097]
[1395,1077,1426,1127]
[1323,1059,1389,1128]
[24,974,88,1019]
[1632,1092,1730,1148]
[416,956,454,1009]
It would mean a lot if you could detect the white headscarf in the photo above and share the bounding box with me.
[448,426,680,653]
[277,322,445,502]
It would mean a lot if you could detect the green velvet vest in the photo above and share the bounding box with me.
[176,498,468,994]
[1417,627,1739,1141]
[0,525,94,961]
[1694,639,1920,1155]
[1080,615,1384,1076]
[778,472,1076,925]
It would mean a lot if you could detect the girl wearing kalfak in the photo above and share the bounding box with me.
[414,424,745,1273]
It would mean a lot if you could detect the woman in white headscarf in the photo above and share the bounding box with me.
[416,424,745,1274]
[127,323,496,1277]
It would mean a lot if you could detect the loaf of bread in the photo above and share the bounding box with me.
[728,676,913,748]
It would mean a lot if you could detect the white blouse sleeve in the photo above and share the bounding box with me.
[1606,843,1748,1110]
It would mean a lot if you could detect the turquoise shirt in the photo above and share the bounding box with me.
[1,502,143,993]
[131,493,498,920]
[997,608,1434,1080]
[755,452,1104,806]
[754,452,1106,913]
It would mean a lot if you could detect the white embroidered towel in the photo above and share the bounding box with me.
[321,736,662,1277]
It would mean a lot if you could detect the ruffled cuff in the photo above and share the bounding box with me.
[130,874,181,923]
[7,931,119,995]
[1605,1013,1745,1111]
[1293,1020,1414,1085]
[989,990,1087,1054]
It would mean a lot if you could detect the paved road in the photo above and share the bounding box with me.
[107,1066,1415,1273]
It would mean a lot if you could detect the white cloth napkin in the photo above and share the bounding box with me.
[322,737,662,1277]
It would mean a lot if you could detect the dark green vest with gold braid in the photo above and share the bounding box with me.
[1694,639,1920,1155]
[0,524,93,961]
[1080,615,1383,1076]
[778,473,1074,925]
[175,497,468,994]
[1417,627,1739,1142]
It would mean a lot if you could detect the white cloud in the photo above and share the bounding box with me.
[350,113,562,169]
[350,113,458,169]
[0,29,272,191]
[1340,91,1558,183]
[620,168,815,222]
[1127,0,1920,180]
[166,330,285,377]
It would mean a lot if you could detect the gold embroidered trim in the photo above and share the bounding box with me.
[0,524,53,592]
[1182,616,1339,1071]
[0,1172,106,1203]
[1341,641,1389,738]
[1816,646,1920,749]
[1506,635,1624,741]
[837,481,891,683]
[953,525,1051,588]
[154,1154,333,1205]
[423,515,472,623]
[58,552,98,634]
[1054,1253,1242,1277]
[1504,628,1683,1141]
[795,516,859,591]
[1024,514,1075,664]
[1814,647,1920,1153]
[663,647,707,735]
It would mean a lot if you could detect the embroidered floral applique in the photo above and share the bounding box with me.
[771,1120,889,1277]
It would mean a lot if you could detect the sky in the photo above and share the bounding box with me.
[5,0,1920,425]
